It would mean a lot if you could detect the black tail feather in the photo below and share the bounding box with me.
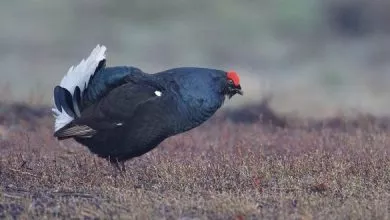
[72,86,82,116]
[54,86,77,118]
[53,86,63,111]
[94,59,106,74]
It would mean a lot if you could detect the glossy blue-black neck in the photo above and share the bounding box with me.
[154,67,227,131]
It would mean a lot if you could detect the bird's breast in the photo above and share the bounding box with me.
[172,95,222,133]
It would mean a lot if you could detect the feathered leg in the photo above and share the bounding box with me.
[110,158,126,178]
[112,161,126,173]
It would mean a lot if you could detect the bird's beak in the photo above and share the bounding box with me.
[228,84,243,99]
[236,84,243,95]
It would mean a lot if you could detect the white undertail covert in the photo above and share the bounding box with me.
[52,45,107,132]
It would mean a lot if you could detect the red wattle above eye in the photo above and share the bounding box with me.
[227,70,240,86]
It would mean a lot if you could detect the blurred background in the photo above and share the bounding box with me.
[1,0,390,118]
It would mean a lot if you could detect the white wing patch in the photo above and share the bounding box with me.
[154,90,162,97]
[52,44,107,132]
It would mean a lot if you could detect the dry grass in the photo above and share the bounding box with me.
[0,101,389,219]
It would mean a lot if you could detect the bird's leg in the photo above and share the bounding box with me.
[110,159,126,177]
[120,161,126,173]
[109,162,122,188]
[106,156,121,179]
[112,161,121,171]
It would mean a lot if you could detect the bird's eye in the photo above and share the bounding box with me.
[228,79,234,85]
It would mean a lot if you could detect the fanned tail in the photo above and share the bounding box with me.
[52,45,107,132]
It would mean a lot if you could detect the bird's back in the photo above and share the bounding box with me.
[81,66,144,110]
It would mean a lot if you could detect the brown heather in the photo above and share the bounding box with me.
[0,101,389,219]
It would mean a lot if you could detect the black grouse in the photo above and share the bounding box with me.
[52,45,243,168]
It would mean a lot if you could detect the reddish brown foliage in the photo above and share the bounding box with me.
[0,101,389,219]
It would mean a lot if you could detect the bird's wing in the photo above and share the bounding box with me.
[53,82,164,140]
[80,66,145,110]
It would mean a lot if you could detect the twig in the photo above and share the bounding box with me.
[3,193,22,199]
[52,191,95,198]
[8,168,39,178]
[270,187,300,191]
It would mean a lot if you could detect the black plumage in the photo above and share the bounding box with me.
[52,45,243,167]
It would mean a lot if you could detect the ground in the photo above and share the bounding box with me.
[0,102,389,219]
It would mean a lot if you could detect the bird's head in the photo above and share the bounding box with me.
[224,70,243,99]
